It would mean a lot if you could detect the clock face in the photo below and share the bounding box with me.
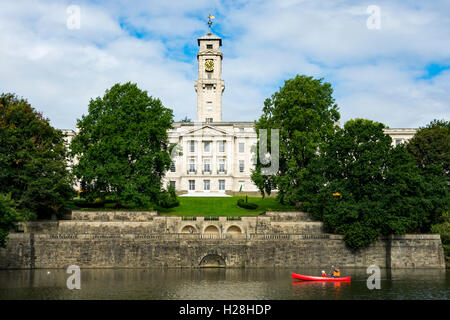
[205,59,214,72]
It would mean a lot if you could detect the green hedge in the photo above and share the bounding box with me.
[237,199,258,210]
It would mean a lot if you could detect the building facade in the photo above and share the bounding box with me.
[61,30,418,194]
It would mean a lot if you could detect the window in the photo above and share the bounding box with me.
[218,159,225,173]
[189,141,195,152]
[219,180,225,191]
[207,101,212,111]
[239,160,245,173]
[219,141,225,152]
[204,141,211,152]
[205,118,213,123]
[189,159,196,172]
[239,128,244,132]
[239,142,245,153]
[395,139,403,146]
[204,159,211,173]
[169,181,176,188]
[204,180,210,191]
[189,180,195,191]
[206,44,213,49]
[207,72,212,79]
[206,85,213,91]
[170,161,176,172]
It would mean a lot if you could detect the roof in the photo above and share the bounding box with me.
[197,32,222,46]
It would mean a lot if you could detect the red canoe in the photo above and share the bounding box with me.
[291,273,351,282]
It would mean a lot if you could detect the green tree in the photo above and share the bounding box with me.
[407,119,449,176]
[0,193,26,247]
[304,119,448,250]
[251,75,340,204]
[0,93,74,219]
[406,119,449,228]
[71,82,175,208]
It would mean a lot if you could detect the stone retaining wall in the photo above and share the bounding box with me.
[1,211,445,269]
[0,233,444,269]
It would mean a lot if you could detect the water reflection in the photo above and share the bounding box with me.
[0,268,448,300]
[291,281,352,300]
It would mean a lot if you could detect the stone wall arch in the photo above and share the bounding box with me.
[199,254,226,267]
[226,225,242,234]
[203,225,220,234]
[180,225,197,233]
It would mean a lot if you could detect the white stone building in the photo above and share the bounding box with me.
[60,30,418,194]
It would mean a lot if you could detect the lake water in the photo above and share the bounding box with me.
[0,268,448,300]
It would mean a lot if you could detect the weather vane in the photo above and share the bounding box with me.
[207,12,215,32]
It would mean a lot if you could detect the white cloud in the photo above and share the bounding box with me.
[0,0,448,129]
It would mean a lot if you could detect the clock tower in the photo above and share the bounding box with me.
[195,25,225,122]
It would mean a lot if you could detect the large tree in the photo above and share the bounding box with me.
[304,119,448,250]
[407,119,449,176]
[71,82,174,208]
[251,75,340,204]
[0,93,73,219]
[407,119,450,240]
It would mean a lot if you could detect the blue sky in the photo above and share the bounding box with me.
[0,0,449,129]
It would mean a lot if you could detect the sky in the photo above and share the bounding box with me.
[0,0,449,130]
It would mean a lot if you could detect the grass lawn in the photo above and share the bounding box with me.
[157,196,295,216]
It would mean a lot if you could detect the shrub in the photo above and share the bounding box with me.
[0,193,27,247]
[158,185,179,209]
[237,199,258,209]
[72,198,104,208]
[104,202,120,209]
[431,212,450,266]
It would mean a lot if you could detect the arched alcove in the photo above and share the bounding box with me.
[226,225,242,234]
[204,225,220,234]
[181,225,196,233]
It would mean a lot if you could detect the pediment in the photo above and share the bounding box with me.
[184,125,230,137]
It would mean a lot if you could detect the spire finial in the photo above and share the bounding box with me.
[207,12,215,33]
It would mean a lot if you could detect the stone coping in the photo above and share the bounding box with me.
[71,210,158,222]
[70,210,314,220]
[7,233,338,240]
[264,211,315,221]
[71,210,158,215]
[7,232,442,241]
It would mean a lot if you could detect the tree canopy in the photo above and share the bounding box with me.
[407,119,449,177]
[0,93,73,219]
[251,76,448,250]
[303,119,448,249]
[70,82,175,208]
[251,75,340,204]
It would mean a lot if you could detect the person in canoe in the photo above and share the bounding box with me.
[330,267,341,278]
[321,270,327,278]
